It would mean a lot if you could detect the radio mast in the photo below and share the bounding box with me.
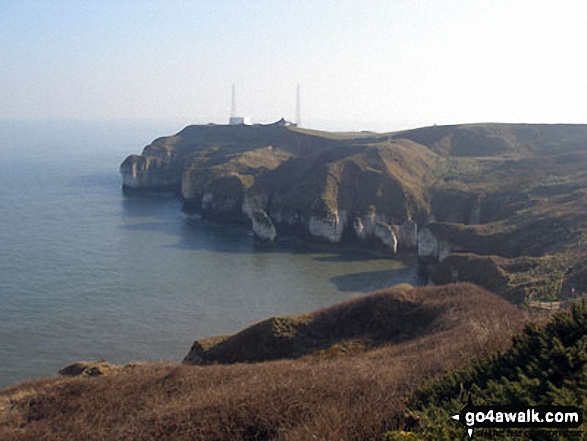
[231,84,237,118]
[229,85,251,125]
[296,83,301,127]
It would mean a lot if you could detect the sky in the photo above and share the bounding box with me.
[1,0,587,132]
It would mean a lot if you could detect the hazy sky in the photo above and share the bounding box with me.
[1,0,586,131]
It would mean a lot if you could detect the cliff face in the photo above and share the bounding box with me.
[121,122,587,296]
[120,154,181,191]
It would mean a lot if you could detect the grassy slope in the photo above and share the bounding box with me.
[0,284,533,441]
[400,124,587,300]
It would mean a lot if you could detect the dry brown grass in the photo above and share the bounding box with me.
[0,284,540,441]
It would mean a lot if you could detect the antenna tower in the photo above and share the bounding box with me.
[231,84,236,118]
[296,83,301,127]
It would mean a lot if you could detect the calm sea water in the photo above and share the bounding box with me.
[0,119,420,388]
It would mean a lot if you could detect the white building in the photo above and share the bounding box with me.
[229,116,252,125]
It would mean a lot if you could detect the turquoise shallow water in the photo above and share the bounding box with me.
[0,120,420,388]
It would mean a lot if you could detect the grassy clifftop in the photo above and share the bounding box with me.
[391,123,587,157]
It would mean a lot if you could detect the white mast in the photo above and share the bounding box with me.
[231,84,236,118]
[296,83,301,127]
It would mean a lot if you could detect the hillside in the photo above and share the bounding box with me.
[184,282,514,365]
[0,284,533,441]
[120,121,587,301]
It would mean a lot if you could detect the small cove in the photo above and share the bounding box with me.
[0,120,421,388]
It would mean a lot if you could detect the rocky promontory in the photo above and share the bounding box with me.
[121,120,434,252]
[121,121,587,300]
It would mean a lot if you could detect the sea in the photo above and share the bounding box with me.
[0,119,420,389]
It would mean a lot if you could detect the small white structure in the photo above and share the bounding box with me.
[229,116,252,125]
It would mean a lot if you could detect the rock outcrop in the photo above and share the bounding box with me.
[58,361,145,378]
[308,210,346,243]
[397,220,418,248]
[251,210,277,241]
[352,209,417,252]
[417,226,455,262]
[120,155,181,191]
[374,222,398,254]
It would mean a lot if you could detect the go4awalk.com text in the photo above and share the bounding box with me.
[451,397,582,438]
